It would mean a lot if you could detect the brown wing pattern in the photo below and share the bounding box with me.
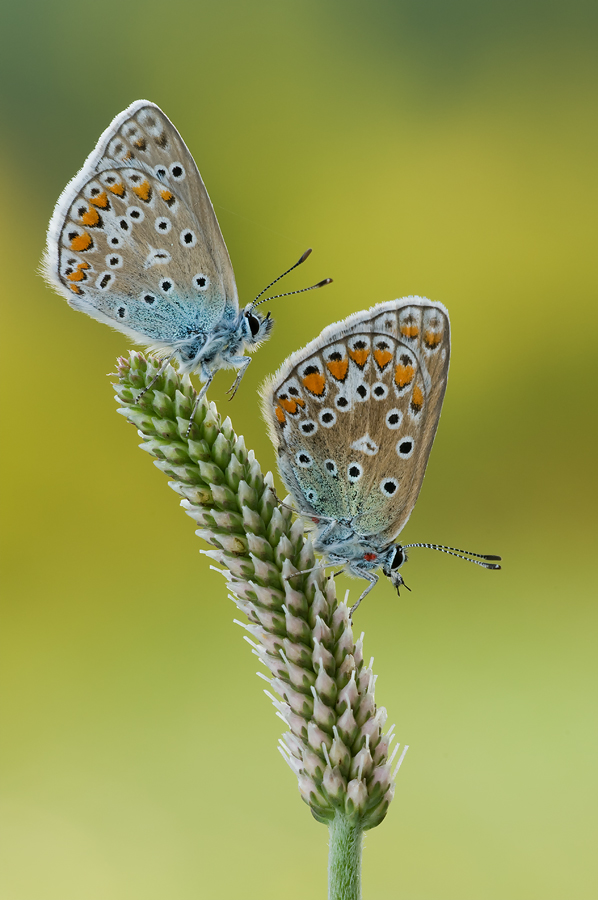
[45,102,236,337]
[264,300,450,544]
[92,102,236,295]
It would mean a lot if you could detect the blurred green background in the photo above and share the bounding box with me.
[1,1,597,897]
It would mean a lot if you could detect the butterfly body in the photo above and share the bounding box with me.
[312,518,406,592]
[263,297,451,608]
[43,100,272,395]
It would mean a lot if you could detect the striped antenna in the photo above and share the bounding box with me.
[401,543,501,570]
[249,248,332,310]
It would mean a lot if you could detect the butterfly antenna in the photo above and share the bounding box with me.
[254,278,333,307]
[402,543,501,570]
[249,248,332,310]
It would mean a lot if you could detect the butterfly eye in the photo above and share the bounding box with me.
[245,312,261,337]
[390,546,405,569]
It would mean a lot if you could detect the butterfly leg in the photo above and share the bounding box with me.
[135,351,178,404]
[225,356,251,400]
[315,519,342,543]
[185,373,215,438]
[283,563,329,580]
[348,570,379,617]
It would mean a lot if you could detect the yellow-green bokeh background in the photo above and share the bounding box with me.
[1,2,597,897]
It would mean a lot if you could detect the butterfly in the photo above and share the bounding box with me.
[262,297,500,614]
[42,100,330,412]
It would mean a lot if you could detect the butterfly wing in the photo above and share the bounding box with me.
[262,298,450,545]
[43,100,238,347]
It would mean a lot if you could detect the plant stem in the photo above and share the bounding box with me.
[328,813,363,900]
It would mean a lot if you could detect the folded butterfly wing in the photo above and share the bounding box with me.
[263,298,450,547]
[43,101,238,348]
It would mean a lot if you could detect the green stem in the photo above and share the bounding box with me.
[328,813,363,900]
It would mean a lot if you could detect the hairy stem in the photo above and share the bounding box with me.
[329,813,363,900]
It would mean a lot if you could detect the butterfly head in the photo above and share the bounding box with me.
[242,307,275,348]
[381,544,408,595]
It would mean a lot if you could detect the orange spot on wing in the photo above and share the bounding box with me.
[275,406,286,424]
[109,183,125,197]
[70,232,93,252]
[411,385,424,411]
[80,206,100,227]
[326,358,349,381]
[395,364,414,388]
[302,373,326,395]
[424,330,442,348]
[89,192,109,209]
[160,189,174,203]
[132,180,152,202]
[373,349,393,369]
[278,397,305,414]
[66,262,90,282]
[68,283,82,294]
[349,348,369,367]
